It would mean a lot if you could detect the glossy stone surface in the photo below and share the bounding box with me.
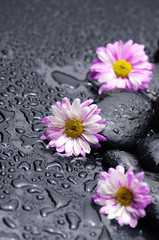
[96,90,153,148]
[0,0,159,239]
[103,150,141,172]
[137,132,159,172]
[144,172,159,231]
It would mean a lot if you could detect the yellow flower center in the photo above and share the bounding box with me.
[65,119,83,138]
[115,186,133,206]
[113,60,132,78]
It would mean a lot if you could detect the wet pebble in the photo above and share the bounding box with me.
[154,96,159,124]
[96,90,153,148]
[143,172,159,232]
[103,150,142,172]
[137,133,159,172]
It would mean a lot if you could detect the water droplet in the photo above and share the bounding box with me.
[78,171,88,178]
[65,212,81,230]
[0,162,6,169]
[54,173,64,179]
[40,188,70,217]
[20,108,43,124]
[84,163,96,170]
[0,199,19,211]
[3,189,11,195]
[84,179,96,193]
[36,195,45,200]
[20,135,44,149]
[11,174,40,189]
[28,188,42,194]
[62,183,70,189]
[65,163,73,172]
[67,176,77,184]
[13,155,20,162]
[22,205,32,211]
[15,128,25,134]
[3,217,17,229]
[0,108,15,122]
[52,71,81,89]
[57,220,65,225]
[18,150,25,157]
[83,197,101,227]
[46,160,63,171]
[90,232,96,237]
[47,179,57,185]
[31,226,40,235]
[43,227,67,238]
[34,160,44,172]
[17,161,31,171]
[22,233,30,239]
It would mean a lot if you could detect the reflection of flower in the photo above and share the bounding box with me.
[89,40,154,94]
[41,97,106,157]
[92,165,153,228]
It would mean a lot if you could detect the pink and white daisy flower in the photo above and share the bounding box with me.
[92,165,153,228]
[89,40,154,94]
[41,97,106,157]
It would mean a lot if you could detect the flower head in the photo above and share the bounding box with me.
[89,40,154,94]
[92,165,153,228]
[41,98,106,157]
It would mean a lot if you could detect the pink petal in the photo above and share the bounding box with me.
[82,104,98,121]
[96,47,113,64]
[93,133,106,141]
[81,147,86,157]
[78,138,91,154]
[73,139,81,156]
[62,97,71,111]
[55,135,68,148]
[56,144,65,152]
[135,172,144,182]
[42,118,52,125]
[82,133,98,144]
[116,40,124,60]
[80,99,94,109]
[55,101,62,110]
[130,214,138,228]
[71,98,81,115]
[100,171,109,180]
[65,139,74,154]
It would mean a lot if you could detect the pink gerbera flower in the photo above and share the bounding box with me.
[89,40,154,94]
[92,165,153,228]
[41,97,106,157]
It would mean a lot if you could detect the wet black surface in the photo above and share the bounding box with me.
[0,0,159,239]
[103,150,141,172]
[96,90,153,148]
[137,132,159,172]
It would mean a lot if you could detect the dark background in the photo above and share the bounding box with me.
[0,0,159,240]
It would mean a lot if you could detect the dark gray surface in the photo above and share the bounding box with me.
[0,0,159,239]
[96,90,153,148]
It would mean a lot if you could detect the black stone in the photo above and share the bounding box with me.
[102,150,142,172]
[143,172,159,233]
[96,90,153,148]
[137,132,159,173]
[101,213,158,240]
[141,64,159,101]
[0,0,158,239]
[154,95,159,124]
